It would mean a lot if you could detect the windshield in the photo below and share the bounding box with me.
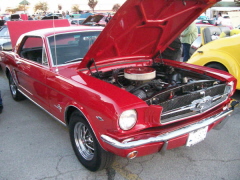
[48,31,101,65]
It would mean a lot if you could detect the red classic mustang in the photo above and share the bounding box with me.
[0,0,238,171]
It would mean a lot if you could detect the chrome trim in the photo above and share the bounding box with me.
[163,94,227,116]
[160,93,228,124]
[15,88,107,151]
[18,89,66,126]
[17,85,106,151]
[101,109,233,149]
[54,104,62,112]
[96,116,104,121]
[18,85,33,96]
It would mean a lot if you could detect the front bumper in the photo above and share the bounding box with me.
[101,105,236,151]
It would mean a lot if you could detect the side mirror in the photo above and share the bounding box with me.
[0,42,12,51]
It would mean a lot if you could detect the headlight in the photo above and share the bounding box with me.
[119,110,137,130]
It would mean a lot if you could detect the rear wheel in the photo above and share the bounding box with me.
[206,63,228,72]
[8,74,25,101]
[69,111,114,171]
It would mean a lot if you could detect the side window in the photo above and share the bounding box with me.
[19,36,47,65]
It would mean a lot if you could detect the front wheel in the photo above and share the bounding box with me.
[69,111,114,171]
[8,74,25,101]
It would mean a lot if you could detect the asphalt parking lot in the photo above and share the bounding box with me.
[0,67,240,180]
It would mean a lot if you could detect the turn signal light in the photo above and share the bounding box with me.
[127,151,138,159]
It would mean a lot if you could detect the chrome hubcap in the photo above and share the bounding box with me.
[10,77,17,96]
[74,122,94,160]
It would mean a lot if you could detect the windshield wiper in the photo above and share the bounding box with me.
[64,58,83,64]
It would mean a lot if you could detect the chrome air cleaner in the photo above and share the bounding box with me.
[124,67,156,81]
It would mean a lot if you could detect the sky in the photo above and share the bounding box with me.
[0,0,126,14]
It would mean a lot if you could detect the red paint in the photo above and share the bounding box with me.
[3,0,234,161]
[7,19,70,49]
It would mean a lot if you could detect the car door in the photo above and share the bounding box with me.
[14,36,50,111]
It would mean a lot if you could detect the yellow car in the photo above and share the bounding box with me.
[188,27,240,89]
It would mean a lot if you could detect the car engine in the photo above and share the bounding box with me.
[93,63,229,124]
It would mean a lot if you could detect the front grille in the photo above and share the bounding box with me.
[160,84,227,124]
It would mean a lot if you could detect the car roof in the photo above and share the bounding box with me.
[8,19,101,48]
[24,26,103,37]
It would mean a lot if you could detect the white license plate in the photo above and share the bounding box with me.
[186,126,208,147]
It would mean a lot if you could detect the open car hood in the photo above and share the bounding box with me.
[78,0,219,69]
[82,14,104,25]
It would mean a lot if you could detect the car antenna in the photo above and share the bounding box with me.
[53,16,58,73]
[86,58,101,77]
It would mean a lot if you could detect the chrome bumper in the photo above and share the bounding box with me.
[101,108,234,150]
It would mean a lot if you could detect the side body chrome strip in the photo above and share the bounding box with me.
[18,89,67,126]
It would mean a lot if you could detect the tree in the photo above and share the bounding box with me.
[88,0,98,13]
[235,0,240,6]
[5,7,17,14]
[34,2,48,13]
[19,0,30,12]
[71,4,80,14]
[16,4,28,11]
[112,3,121,12]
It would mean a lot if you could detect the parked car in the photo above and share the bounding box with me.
[0,25,11,68]
[69,18,86,25]
[222,15,233,29]
[81,14,105,26]
[190,26,230,56]
[0,25,10,46]
[41,15,59,20]
[0,19,70,69]
[95,14,114,27]
[197,15,208,20]
[0,0,238,172]
[188,28,240,90]
[69,15,106,27]
[196,23,213,35]
[69,14,109,27]
[195,19,216,25]
[0,20,5,27]
[53,13,63,19]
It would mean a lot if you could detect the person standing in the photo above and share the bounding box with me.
[162,37,182,61]
[105,13,112,24]
[180,22,198,62]
[0,91,3,114]
[216,12,223,26]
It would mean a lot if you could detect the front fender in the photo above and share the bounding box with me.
[188,50,240,89]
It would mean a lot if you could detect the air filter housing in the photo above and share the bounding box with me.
[124,67,156,81]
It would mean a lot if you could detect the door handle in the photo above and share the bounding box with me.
[16,61,22,64]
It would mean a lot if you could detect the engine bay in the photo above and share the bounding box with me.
[92,63,223,106]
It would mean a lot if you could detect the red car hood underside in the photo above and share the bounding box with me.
[78,0,219,69]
